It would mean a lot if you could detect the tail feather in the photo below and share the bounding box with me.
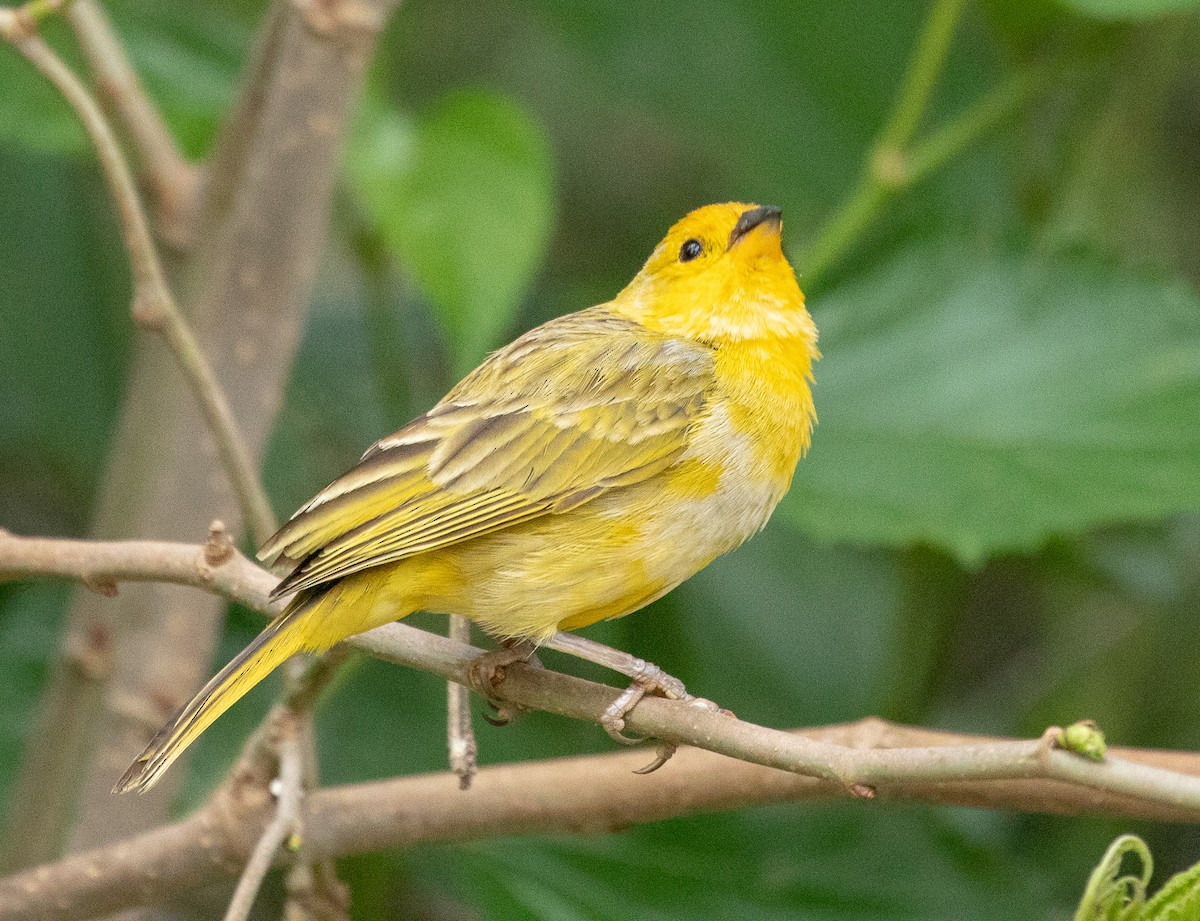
[114,594,319,794]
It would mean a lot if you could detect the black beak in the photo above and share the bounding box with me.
[728,205,782,249]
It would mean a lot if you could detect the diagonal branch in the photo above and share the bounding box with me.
[0,6,275,546]
[4,0,403,865]
[5,531,1200,816]
[0,4,283,866]
[64,0,200,247]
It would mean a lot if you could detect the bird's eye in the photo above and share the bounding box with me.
[679,239,703,262]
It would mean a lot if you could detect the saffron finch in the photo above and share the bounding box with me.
[116,202,819,793]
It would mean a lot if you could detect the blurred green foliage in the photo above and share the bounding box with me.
[350,88,556,374]
[787,243,1200,562]
[1072,833,1200,919]
[2,0,1200,918]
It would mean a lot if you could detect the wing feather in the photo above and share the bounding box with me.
[259,308,715,598]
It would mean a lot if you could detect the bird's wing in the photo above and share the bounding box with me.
[258,309,715,598]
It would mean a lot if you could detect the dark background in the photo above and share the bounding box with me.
[2,0,1199,917]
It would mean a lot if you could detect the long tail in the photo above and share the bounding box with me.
[114,591,324,794]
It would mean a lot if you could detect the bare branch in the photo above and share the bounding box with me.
[6,531,1200,819]
[7,0,402,859]
[0,530,279,611]
[0,8,276,546]
[223,710,303,921]
[2,718,1200,921]
[447,615,478,788]
[281,706,349,921]
[64,0,200,247]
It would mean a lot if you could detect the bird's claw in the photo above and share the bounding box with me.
[602,682,650,744]
[482,698,522,727]
[467,644,541,720]
[600,659,694,747]
[634,741,678,775]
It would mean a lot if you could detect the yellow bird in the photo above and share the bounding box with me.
[116,202,819,793]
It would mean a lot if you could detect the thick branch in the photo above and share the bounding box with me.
[1,719,1199,921]
[0,9,275,546]
[0,5,283,866]
[6,532,1200,816]
[9,0,402,861]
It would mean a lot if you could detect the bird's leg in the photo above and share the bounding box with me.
[467,638,542,726]
[543,632,721,759]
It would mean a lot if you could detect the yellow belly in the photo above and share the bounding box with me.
[336,337,814,644]
[343,433,788,643]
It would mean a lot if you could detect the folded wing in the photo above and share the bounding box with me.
[258,308,715,598]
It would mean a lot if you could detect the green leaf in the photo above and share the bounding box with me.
[1058,0,1200,19]
[784,241,1200,564]
[1073,834,1200,920]
[349,89,555,373]
[0,20,88,153]
[1144,845,1200,920]
[1073,834,1150,920]
[406,805,1057,921]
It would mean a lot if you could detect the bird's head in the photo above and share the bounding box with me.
[612,202,817,351]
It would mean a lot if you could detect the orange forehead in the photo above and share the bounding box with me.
[665,202,759,250]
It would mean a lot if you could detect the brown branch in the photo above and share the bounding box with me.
[0,5,275,549]
[21,10,324,861]
[0,5,276,864]
[223,710,303,921]
[276,652,350,921]
[6,532,1200,817]
[64,0,200,247]
[2,0,402,864]
[1,718,1199,921]
[281,705,349,921]
[447,614,478,788]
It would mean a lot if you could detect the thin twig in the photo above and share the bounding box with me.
[6,532,1200,816]
[447,615,478,788]
[64,0,199,247]
[875,0,967,154]
[799,0,967,283]
[797,0,1047,287]
[2,0,398,873]
[223,710,304,921]
[905,66,1045,185]
[238,643,347,920]
[40,4,352,901]
[0,10,276,546]
[283,704,350,921]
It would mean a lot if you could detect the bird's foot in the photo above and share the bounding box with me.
[605,671,726,774]
[467,640,541,724]
[541,631,729,772]
[601,658,689,744]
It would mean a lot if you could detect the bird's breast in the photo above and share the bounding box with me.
[627,360,811,590]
